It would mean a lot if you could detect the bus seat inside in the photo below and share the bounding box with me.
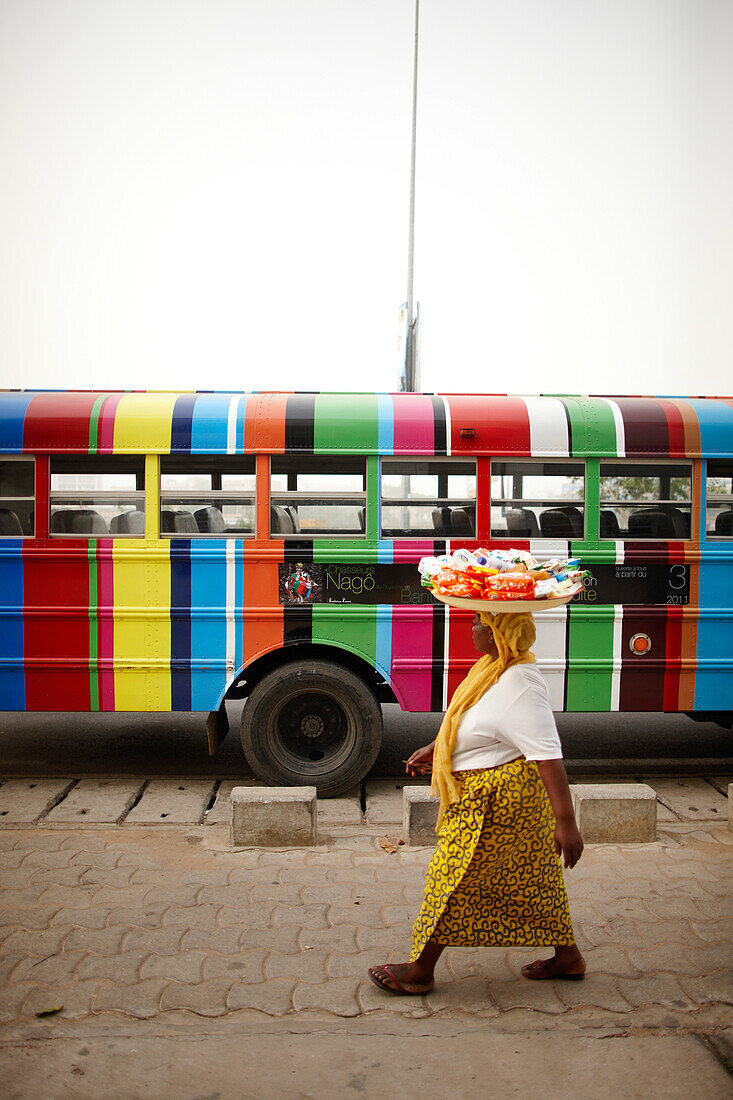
[506,508,540,539]
[285,505,301,533]
[600,510,621,538]
[659,506,690,538]
[270,504,294,535]
[715,509,733,535]
[51,508,108,535]
[0,508,23,536]
[628,509,675,539]
[357,506,366,532]
[195,506,226,533]
[161,509,198,534]
[432,507,452,536]
[539,508,580,539]
[110,510,145,535]
[450,508,473,536]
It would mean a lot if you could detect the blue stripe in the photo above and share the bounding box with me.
[375,605,393,685]
[171,395,197,453]
[687,399,733,458]
[170,541,192,710]
[377,394,394,454]
[0,542,25,708]
[190,540,228,708]
[191,395,233,453]
[234,542,243,672]
[236,395,249,452]
[0,394,35,453]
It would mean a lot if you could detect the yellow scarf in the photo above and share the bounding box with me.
[431,611,537,830]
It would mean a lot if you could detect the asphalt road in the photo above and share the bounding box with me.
[0,704,731,779]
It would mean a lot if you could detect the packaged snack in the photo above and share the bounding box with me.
[534,577,560,599]
[486,573,535,599]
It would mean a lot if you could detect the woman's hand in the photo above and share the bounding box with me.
[404,741,436,777]
[554,820,584,869]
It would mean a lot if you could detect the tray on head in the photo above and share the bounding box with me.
[430,584,582,613]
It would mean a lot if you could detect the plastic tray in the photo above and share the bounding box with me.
[430,584,582,613]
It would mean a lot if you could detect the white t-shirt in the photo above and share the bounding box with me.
[450,663,562,772]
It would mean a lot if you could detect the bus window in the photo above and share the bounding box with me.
[270,455,366,537]
[160,456,255,536]
[490,461,585,539]
[599,461,692,539]
[706,461,733,538]
[0,457,34,537]
[50,457,145,537]
[380,459,476,538]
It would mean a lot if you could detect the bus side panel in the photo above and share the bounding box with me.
[0,541,25,708]
[24,542,92,710]
[696,558,733,712]
[190,540,229,710]
[113,542,171,711]
[565,606,616,711]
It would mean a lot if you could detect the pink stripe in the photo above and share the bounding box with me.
[391,539,435,564]
[392,394,436,454]
[99,393,123,454]
[390,607,433,711]
[98,542,115,709]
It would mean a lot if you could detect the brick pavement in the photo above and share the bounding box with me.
[0,821,731,1032]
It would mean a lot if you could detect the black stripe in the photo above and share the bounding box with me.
[284,539,315,563]
[430,602,446,712]
[284,604,313,645]
[560,399,574,458]
[431,396,447,455]
[285,394,316,452]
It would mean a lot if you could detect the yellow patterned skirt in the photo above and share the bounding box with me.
[409,758,575,960]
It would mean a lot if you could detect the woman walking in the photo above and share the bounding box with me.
[368,610,585,995]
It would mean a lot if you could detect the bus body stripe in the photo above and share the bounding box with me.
[686,398,733,457]
[190,539,227,709]
[284,394,316,453]
[392,394,435,454]
[390,607,433,710]
[170,540,192,710]
[98,393,123,454]
[314,394,379,453]
[377,394,394,454]
[431,396,447,456]
[615,398,670,456]
[0,540,25,707]
[23,392,100,453]
[88,543,99,709]
[191,394,232,453]
[88,395,105,453]
[98,540,115,710]
[113,541,171,710]
[524,396,569,456]
[171,395,196,453]
[113,394,177,453]
[0,393,35,452]
[604,399,626,457]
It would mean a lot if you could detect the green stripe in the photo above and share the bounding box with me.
[87,545,99,711]
[565,607,615,711]
[312,604,377,669]
[561,397,618,457]
[313,394,379,453]
[88,394,106,453]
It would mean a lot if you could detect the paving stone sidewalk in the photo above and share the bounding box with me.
[0,821,731,1031]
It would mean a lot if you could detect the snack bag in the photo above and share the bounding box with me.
[485,573,535,599]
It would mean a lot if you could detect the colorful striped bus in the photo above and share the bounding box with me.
[1,391,731,794]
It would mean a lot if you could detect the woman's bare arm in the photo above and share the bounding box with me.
[536,759,584,868]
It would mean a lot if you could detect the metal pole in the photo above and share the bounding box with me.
[405,0,419,391]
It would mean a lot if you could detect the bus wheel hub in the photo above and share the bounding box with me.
[301,714,325,738]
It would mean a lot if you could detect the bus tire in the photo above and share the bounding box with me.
[240,659,383,797]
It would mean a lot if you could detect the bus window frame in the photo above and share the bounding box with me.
[49,455,146,539]
[704,459,733,541]
[269,454,368,540]
[0,454,35,539]
[379,456,477,541]
[160,455,256,539]
[489,457,587,541]
[598,458,694,542]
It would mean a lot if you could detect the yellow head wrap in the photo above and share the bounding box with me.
[430,611,537,830]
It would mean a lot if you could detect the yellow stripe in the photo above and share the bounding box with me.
[113,541,172,711]
[113,393,180,453]
[145,454,160,541]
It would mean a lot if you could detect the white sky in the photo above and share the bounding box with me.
[0,0,730,397]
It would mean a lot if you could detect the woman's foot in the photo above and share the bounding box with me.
[522,946,586,981]
[368,962,435,995]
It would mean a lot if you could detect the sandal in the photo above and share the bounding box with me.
[367,964,434,996]
[521,958,586,981]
